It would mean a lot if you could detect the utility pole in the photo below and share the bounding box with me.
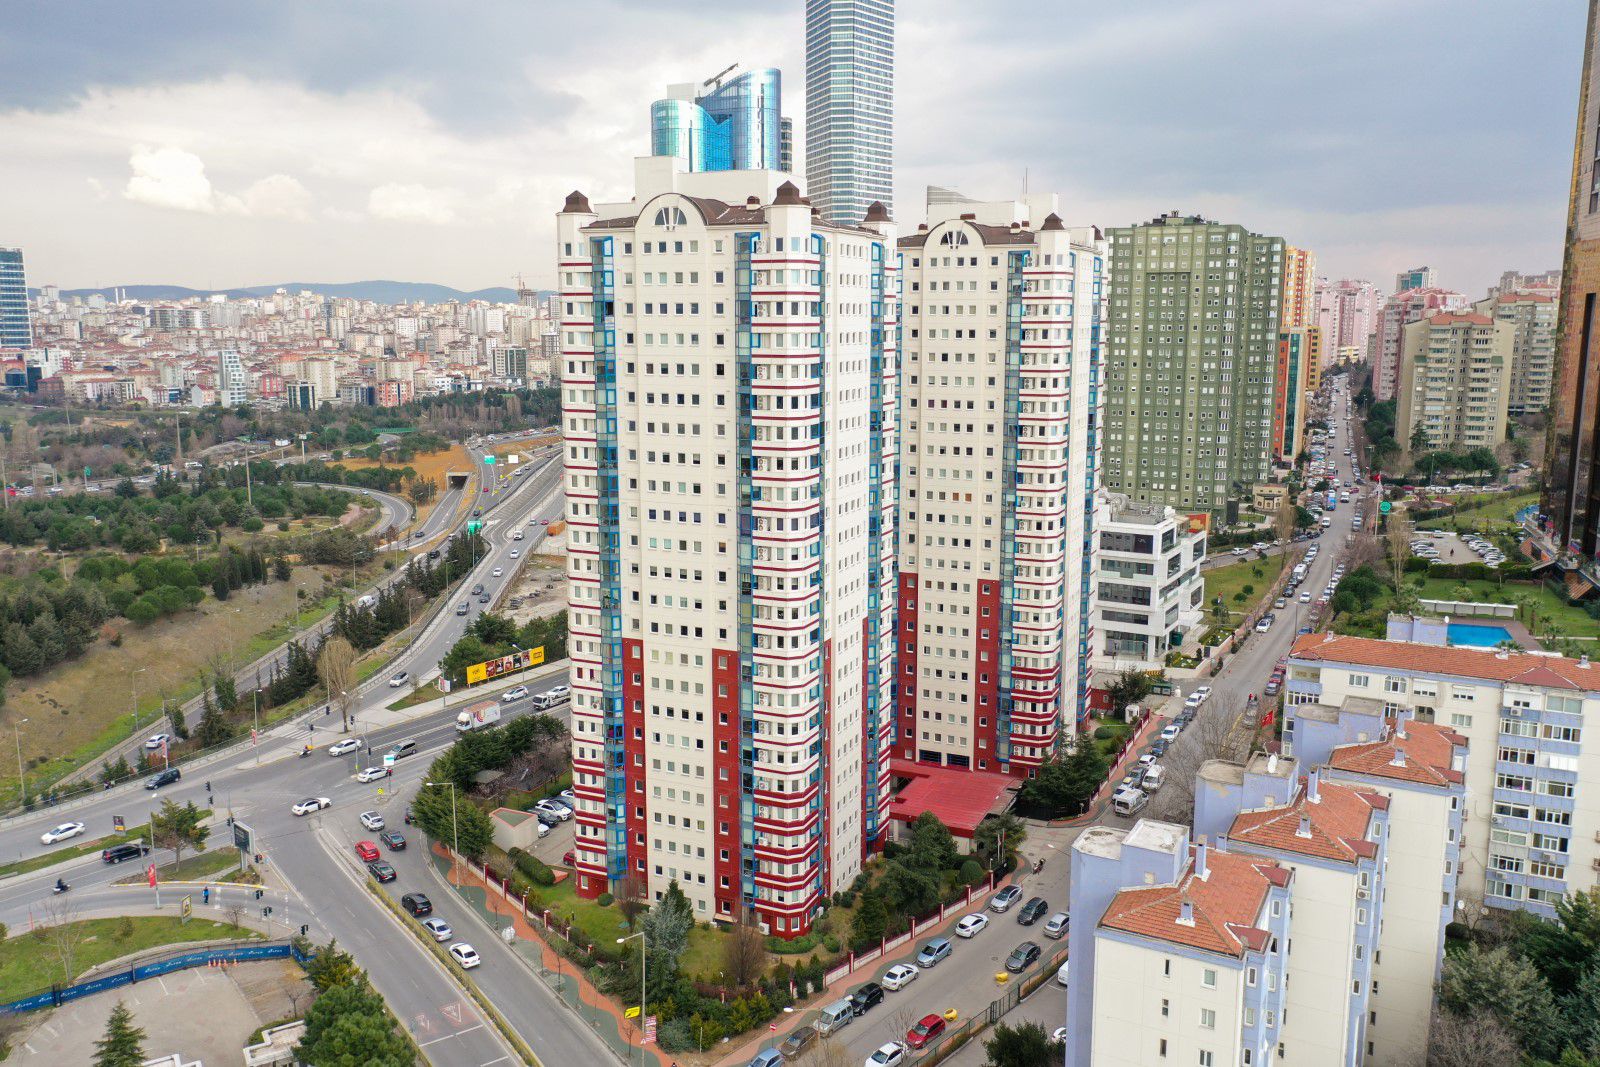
[174,415,183,469]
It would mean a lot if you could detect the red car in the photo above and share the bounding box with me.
[562,849,576,867]
[355,840,381,862]
[907,1015,946,1050]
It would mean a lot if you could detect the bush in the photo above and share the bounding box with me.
[1092,726,1113,740]
[508,847,556,886]
[656,1018,694,1053]
[767,930,822,954]
[597,892,614,907]
[959,859,984,885]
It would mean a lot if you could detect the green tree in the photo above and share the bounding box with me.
[1520,889,1600,996]
[149,798,209,869]
[295,980,412,1067]
[1019,743,1106,818]
[93,1001,146,1067]
[902,811,960,872]
[974,811,1027,873]
[166,703,189,741]
[411,784,494,859]
[303,938,361,992]
[1441,943,1564,1060]
[1106,668,1153,714]
[851,889,888,947]
[1561,966,1600,1060]
[878,861,940,917]
[642,879,694,963]
[983,1021,1061,1067]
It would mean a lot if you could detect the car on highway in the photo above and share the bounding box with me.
[492,567,504,577]
[380,831,406,851]
[144,733,171,750]
[359,810,385,831]
[906,1014,946,1050]
[867,1042,908,1067]
[954,913,989,938]
[510,548,521,558]
[880,963,919,990]
[367,861,396,883]
[41,822,86,845]
[1005,940,1041,973]
[102,842,150,864]
[456,602,469,616]
[1017,896,1049,925]
[388,671,409,688]
[478,593,490,604]
[540,518,550,525]
[848,981,884,1016]
[328,738,363,756]
[1044,912,1070,939]
[291,797,331,816]
[990,884,1023,912]
[535,799,571,822]
[421,917,453,941]
[355,765,389,783]
[916,937,952,967]
[387,739,418,761]
[448,943,481,969]
[145,768,181,790]
[402,893,433,917]
[502,685,529,703]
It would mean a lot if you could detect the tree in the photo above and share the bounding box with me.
[39,895,89,985]
[410,784,493,859]
[195,689,233,747]
[1409,424,1429,455]
[721,907,769,989]
[984,1021,1062,1067]
[295,979,412,1067]
[902,811,960,873]
[1106,668,1154,716]
[1018,743,1106,819]
[851,889,888,948]
[616,873,647,932]
[1148,706,1253,826]
[318,635,357,732]
[642,879,693,963]
[1519,888,1600,996]
[1427,1010,1524,1067]
[150,798,210,869]
[973,811,1027,874]
[1441,943,1564,1059]
[166,703,189,741]
[877,861,940,918]
[92,1002,146,1067]
[303,938,361,992]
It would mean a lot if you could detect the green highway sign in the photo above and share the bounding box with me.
[467,521,482,534]
[482,455,496,465]
[1379,501,1391,514]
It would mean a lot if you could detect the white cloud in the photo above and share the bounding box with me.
[367,182,459,225]
[124,145,219,212]
[237,174,312,220]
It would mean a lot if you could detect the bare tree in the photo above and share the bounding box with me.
[805,1037,857,1067]
[38,896,88,985]
[1147,704,1255,825]
[1385,512,1413,596]
[317,636,357,732]
[1426,1010,1521,1067]
[1347,532,1385,572]
[616,874,646,933]
[722,908,769,989]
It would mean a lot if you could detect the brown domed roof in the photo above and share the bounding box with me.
[772,181,804,206]
[1040,213,1065,231]
[863,202,891,223]
[563,190,592,213]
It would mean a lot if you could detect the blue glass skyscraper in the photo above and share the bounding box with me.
[650,68,791,173]
[0,249,32,350]
[806,0,894,225]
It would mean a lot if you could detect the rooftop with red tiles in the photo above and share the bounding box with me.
[1100,846,1286,958]
[1289,632,1600,693]
[1327,718,1466,788]
[1228,775,1385,865]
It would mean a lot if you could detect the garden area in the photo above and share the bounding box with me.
[0,915,260,1001]
[1204,553,1287,623]
[1415,490,1538,533]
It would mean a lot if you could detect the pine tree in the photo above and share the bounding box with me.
[93,1001,145,1067]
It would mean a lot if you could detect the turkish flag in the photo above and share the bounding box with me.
[146,863,157,887]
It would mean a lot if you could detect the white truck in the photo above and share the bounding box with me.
[455,700,502,733]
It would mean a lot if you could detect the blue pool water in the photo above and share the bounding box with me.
[1447,622,1514,648]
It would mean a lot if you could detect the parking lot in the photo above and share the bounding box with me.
[1409,529,1508,567]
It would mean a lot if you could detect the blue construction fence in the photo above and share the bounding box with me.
[2,939,312,1014]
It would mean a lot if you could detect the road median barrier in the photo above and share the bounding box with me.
[363,878,541,1067]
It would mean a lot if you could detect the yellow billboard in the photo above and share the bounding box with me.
[465,646,545,685]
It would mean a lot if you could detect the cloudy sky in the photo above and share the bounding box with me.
[0,0,1584,296]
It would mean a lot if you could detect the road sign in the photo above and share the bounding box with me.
[233,820,254,855]
[482,455,496,465]
[83,467,91,478]
[113,815,125,833]
[1379,501,1392,514]
[624,1007,641,1019]
[180,895,191,921]
[467,521,482,535]
[384,753,396,770]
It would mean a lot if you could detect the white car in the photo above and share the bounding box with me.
[502,685,530,703]
[328,738,363,757]
[1190,686,1212,704]
[1298,591,1312,603]
[880,963,919,991]
[954,913,989,938]
[359,810,385,831]
[143,733,171,751]
[356,765,389,783]
[291,797,331,816]
[867,1042,908,1067]
[421,917,453,941]
[509,549,520,559]
[1057,960,1071,987]
[492,567,503,577]
[535,799,571,822]
[40,822,85,845]
[449,943,481,969]
[388,671,409,688]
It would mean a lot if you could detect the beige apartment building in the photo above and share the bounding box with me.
[1476,291,1557,417]
[1395,311,1512,454]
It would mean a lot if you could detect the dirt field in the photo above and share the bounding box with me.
[500,552,565,625]
[2,565,346,788]
[330,443,471,525]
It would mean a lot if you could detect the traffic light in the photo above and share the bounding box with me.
[300,924,309,937]
[261,906,272,918]
[254,888,264,900]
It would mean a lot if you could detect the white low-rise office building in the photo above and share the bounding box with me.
[1092,493,1206,672]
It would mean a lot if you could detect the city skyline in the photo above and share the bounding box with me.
[0,0,1580,295]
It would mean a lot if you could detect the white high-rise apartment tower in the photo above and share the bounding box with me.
[895,189,1106,775]
[805,0,894,227]
[557,157,899,938]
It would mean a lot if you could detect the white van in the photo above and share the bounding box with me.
[815,999,856,1035]
[1111,786,1148,816]
[1141,766,1166,793]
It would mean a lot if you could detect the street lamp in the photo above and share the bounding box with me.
[424,780,458,876]
[617,930,648,1064]
[130,666,147,740]
[13,718,26,807]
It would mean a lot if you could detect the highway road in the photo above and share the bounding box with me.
[804,379,1365,1067]
[0,456,589,1065]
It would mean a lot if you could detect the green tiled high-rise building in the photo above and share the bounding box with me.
[1103,214,1285,517]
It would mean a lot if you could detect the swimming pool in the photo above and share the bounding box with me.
[1447,622,1514,648]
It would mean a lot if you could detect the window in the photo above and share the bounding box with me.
[1199,1008,1216,1030]
[1201,968,1217,989]
[1198,1053,1214,1067]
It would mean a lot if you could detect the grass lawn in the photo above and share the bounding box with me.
[1416,490,1538,531]
[1085,717,1133,761]
[1204,554,1287,622]
[115,848,239,885]
[388,682,442,710]
[534,872,629,947]
[1411,578,1600,641]
[0,916,260,1000]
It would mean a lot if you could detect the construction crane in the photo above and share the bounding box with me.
[704,62,739,91]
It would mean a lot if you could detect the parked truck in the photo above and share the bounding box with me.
[455,700,502,732]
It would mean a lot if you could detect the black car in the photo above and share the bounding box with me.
[471,583,485,595]
[102,842,150,864]
[401,893,432,917]
[1149,738,1169,757]
[848,981,884,1016]
[1005,941,1041,973]
[367,862,397,883]
[427,549,441,560]
[535,809,562,828]
[380,831,406,851]
[145,768,181,790]
[1017,896,1049,925]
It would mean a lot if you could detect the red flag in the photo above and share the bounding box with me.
[146,863,158,887]
[1261,707,1276,728]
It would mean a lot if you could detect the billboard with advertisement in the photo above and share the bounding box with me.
[464,646,545,686]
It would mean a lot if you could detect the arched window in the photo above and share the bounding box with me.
[939,231,970,248]
[654,206,688,229]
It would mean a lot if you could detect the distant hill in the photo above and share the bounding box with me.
[32,281,535,304]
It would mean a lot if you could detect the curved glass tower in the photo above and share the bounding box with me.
[650,68,788,173]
